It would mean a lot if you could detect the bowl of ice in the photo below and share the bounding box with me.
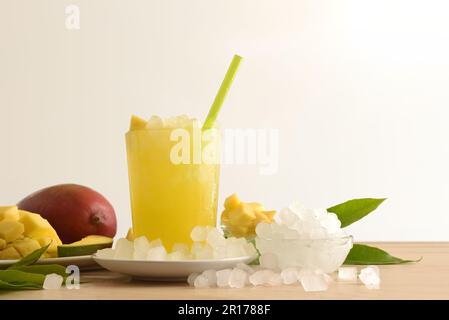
[255,203,353,273]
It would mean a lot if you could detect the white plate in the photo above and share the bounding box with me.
[93,255,256,281]
[0,255,100,270]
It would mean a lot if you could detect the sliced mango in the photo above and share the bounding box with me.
[221,194,276,238]
[36,237,58,256]
[58,235,113,257]
[0,206,19,221]
[18,210,62,246]
[0,246,21,259]
[130,115,147,131]
[126,228,134,241]
[0,220,25,242]
[12,238,41,257]
[0,238,6,250]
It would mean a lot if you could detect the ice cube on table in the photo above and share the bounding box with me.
[194,274,210,288]
[236,263,255,274]
[146,246,167,261]
[190,226,208,242]
[259,253,278,270]
[201,269,217,287]
[216,269,232,287]
[338,267,358,281]
[281,268,299,285]
[229,268,248,288]
[249,270,276,286]
[300,274,329,292]
[359,266,380,289]
[187,273,199,286]
[96,248,115,259]
[133,236,151,260]
[43,273,64,290]
[267,273,283,286]
[114,238,134,260]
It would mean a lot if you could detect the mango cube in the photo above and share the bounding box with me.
[0,246,21,259]
[0,238,6,250]
[0,220,25,242]
[221,194,276,238]
[0,206,19,222]
[36,236,58,255]
[130,115,147,131]
[12,238,41,257]
[18,210,62,245]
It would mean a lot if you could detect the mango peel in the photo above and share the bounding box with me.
[221,194,276,238]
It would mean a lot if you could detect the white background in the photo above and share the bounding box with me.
[1,0,448,240]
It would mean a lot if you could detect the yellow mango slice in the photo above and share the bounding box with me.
[0,238,6,250]
[126,228,134,241]
[0,246,21,259]
[221,194,276,238]
[224,194,241,210]
[18,210,62,245]
[12,238,41,257]
[0,220,25,242]
[0,206,19,221]
[130,115,147,131]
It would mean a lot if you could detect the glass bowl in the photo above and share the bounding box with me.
[255,235,353,273]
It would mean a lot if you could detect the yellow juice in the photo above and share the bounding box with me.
[125,125,220,249]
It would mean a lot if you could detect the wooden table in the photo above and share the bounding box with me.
[2,242,449,300]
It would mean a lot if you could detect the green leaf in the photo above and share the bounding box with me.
[344,244,420,265]
[8,243,50,269]
[13,264,67,278]
[327,198,386,227]
[0,279,41,290]
[0,270,45,286]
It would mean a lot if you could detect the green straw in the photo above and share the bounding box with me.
[202,54,242,130]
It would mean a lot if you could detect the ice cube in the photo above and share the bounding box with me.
[146,246,167,261]
[281,268,299,285]
[259,253,278,270]
[249,270,276,286]
[187,273,199,286]
[243,242,258,257]
[267,273,283,286]
[278,208,299,226]
[190,226,208,242]
[225,242,247,258]
[96,248,115,259]
[167,251,188,260]
[300,273,329,292]
[359,266,380,289]
[194,274,209,288]
[213,246,227,259]
[206,228,226,247]
[43,273,64,290]
[133,236,151,260]
[172,243,190,255]
[191,242,203,256]
[229,268,248,288]
[338,267,358,281]
[202,269,217,287]
[255,222,271,238]
[216,269,232,287]
[149,238,163,248]
[146,115,164,129]
[236,263,255,275]
[195,244,213,259]
[114,238,134,260]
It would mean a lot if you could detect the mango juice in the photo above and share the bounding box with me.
[125,120,220,249]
